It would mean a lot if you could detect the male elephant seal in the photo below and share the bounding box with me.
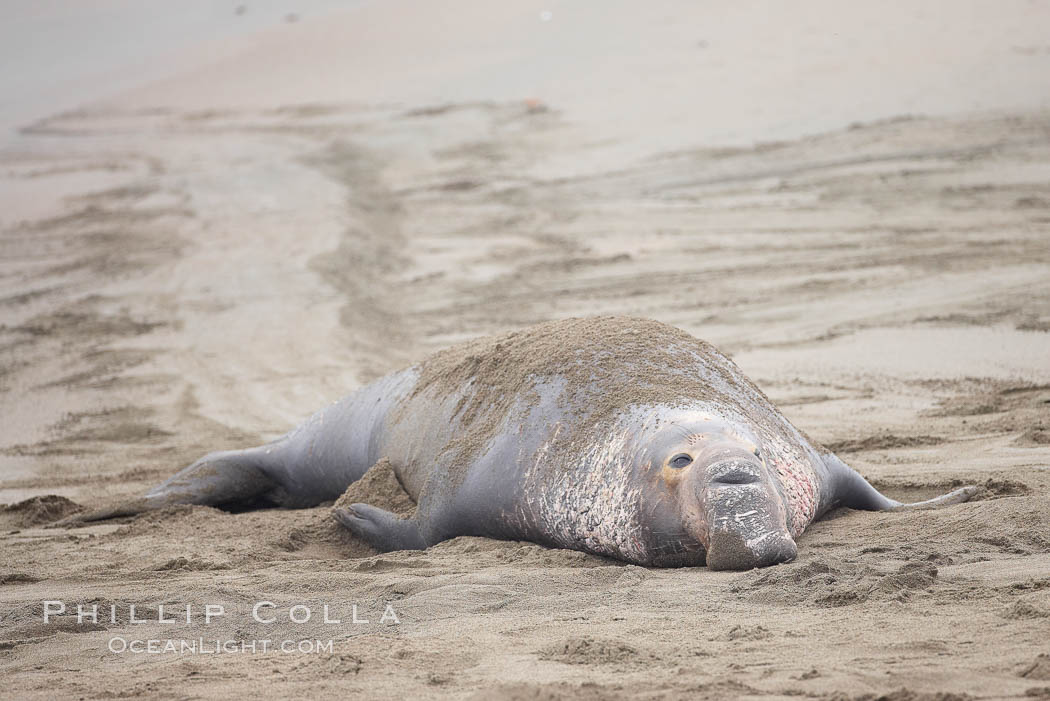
[106,317,975,570]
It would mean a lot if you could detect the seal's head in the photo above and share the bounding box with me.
[649,412,797,570]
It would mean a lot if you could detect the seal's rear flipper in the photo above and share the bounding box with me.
[333,503,426,552]
[145,448,281,509]
[822,452,978,512]
[51,497,155,527]
[64,448,280,525]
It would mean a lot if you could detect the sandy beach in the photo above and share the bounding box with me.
[2,1,1050,698]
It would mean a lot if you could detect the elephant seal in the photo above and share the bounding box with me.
[102,317,975,569]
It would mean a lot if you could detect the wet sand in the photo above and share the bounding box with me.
[2,2,1050,699]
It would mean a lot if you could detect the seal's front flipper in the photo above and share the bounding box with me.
[332,503,425,552]
[822,452,977,512]
[884,485,978,511]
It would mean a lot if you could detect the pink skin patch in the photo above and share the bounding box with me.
[771,455,818,537]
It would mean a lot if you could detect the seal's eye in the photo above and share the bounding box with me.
[669,453,693,469]
[754,448,762,459]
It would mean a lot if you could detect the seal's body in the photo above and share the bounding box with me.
[126,317,974,569]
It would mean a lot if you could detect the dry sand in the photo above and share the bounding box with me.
[2,1,1050,699]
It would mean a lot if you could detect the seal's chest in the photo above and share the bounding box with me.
[769,453,819,536]
[525,432,652,563]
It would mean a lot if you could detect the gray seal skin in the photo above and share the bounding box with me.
[111,317,976,570]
